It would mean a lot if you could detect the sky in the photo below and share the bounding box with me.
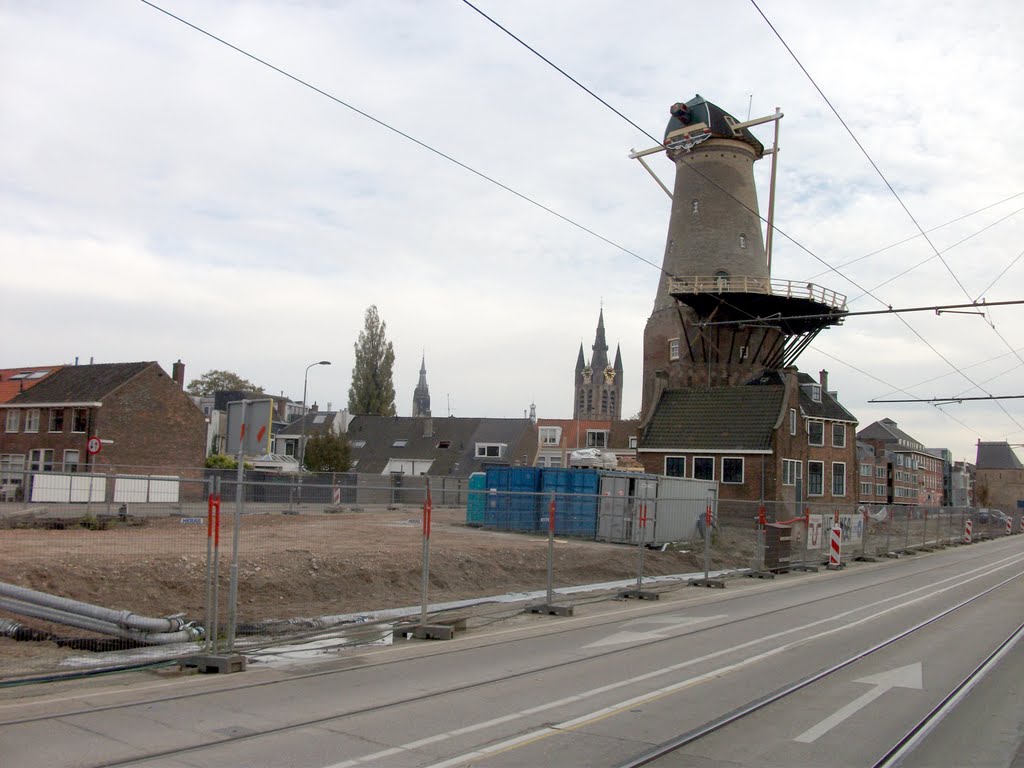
[2,0,1022,465]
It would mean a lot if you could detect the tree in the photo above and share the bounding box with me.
[348,305,396,415]
[187,369,264,396]
[303,432,352,472]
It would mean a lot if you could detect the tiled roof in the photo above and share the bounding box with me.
[976,441,1023,470]
[276,411,341,436]
[640,385,785,451]
[858,419,922,449]
[345,416,537,476]
[796,372,858,423]
[0,366,62,403]
[6,362,154,405]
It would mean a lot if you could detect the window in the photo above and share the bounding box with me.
[782,459,801,486]
[549,456,562,468]
[29,449,54,472]
[739,345,749,361]
[586,430,607,448]
[0,454,26,487]
[628,436,638,449]
[665,456,685,477]
[350,440,366,449]
[811,384,822,402]
[722,457,744,484]
[693,456,714,480]
[691,200,699,214]
[71,408,88,433]
[739,233,747,249]
[789,409,797,436]
[49,408,65,433]
[807,461,824,495]
[392,439,408,447]
[437,440,451,449]
[63,450,81,473]
[876,466,886,479]
[876,483,886,496]
[25,409,40,433]
[860,463,871,477]
[539,427,561,446]
[601,391,609,414]
[832,462,846,496]
[669,338,680,361]
[475,443,504,458]
[832,424,846,448]
[5,410,17,433]
[860,482,872,496]
[807,421,824,446]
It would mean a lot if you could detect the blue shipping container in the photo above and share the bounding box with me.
[484,467,542,532]
[540,468,599,538]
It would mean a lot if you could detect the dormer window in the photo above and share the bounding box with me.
[811,384,821,402]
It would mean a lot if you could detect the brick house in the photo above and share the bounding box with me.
[534,418,640,469]
[856,441,888,506]
[0,361,206,493]
[638,368,858,512]
[974,441,1024,511]
[857,419,946,506]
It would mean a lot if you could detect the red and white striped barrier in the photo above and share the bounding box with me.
[963,518,973,544]
[1007,516,1013,537]
[828,526,843,569]
[332,485,341,506]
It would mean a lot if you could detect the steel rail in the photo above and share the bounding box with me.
[614,569,1024,768]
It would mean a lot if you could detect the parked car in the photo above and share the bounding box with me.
[977,508,1008,524]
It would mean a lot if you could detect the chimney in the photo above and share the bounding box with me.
[172,359,186,389]
[310,402,319,412]
[423,417,433,438]
[819,369,828,393]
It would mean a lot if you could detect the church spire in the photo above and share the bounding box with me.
[412,353,431,417]
[591,308,609,370]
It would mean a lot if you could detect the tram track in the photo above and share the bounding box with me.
[614,567,1024,767]
[3,542,1023,768]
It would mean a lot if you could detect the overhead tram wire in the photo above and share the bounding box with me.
[749,0,1024,432]
[848,206,1024,303]
[807,191,1024,280]
[146,0,1019,433]
[136,0,665,278]
[975,245,1024,301]
[464,0,1019,438]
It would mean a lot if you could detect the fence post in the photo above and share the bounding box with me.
[225,399,247,654]
[204,477,215,653]
[529,494,574,614]
[691,489,724,588]
[403,477,454,639]
[902,506,913,554]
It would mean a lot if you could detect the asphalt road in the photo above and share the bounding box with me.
[2,535,1023,768]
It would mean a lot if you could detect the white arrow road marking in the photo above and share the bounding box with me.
[794,662,923,744]
[584,615,727,649]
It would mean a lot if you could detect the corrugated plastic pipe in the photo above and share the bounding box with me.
[0,582,186,633]
[0,598,202,645]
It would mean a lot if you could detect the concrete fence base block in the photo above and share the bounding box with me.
[400,624,454,641]
[182,654,247,674]
[689,578,726,589]
[526,603,574,617]
[791,564,819,572]
[619,589,660,600]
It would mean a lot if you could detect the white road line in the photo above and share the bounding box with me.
[322,552,1024,768]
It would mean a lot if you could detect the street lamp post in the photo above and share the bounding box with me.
[299,360,332,472]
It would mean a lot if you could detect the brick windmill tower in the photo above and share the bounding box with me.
[633,95,847,420]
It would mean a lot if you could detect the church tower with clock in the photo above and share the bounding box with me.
[574,309,623,420]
